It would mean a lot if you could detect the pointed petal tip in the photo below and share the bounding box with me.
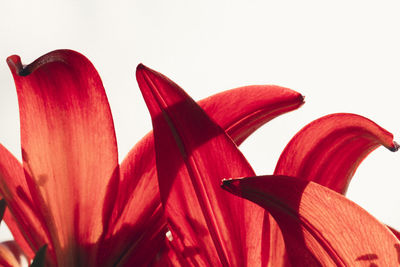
[389,140,400,152]
[136,63,150,74]
[137,63,145,70]
[6,55,20,66]
[136,63,153,80]
[220,178,241,194]
[296,94,306,107]
[220,178,232,187]
[6,55,29,76]
[7,49,91,77]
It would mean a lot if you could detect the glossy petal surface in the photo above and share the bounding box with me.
[274,113,398,194]
[106,84,303,265]
[137,64,266,266]
[7,50,119,266]
[222,175,400,266]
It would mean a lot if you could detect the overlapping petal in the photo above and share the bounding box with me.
[274,113,398,194]
[7,50,119,266]
[104,85,303,264]
[388,226,400,241]
[3,50,305,266]
[222,175,400,266]
[3,49,397,267]
[136,64,271,266]
[0,199,28,267]
[0,144,46,259]
[149,233,183,267]
[0,241,27,267]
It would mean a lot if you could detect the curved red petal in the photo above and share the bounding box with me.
[274,113,398,194]
[136,64,266,266]
[0,144,48,260]
[198,85,304,145]
[7,50,119,266]
[106,85,303,264]
[222,175,400,266]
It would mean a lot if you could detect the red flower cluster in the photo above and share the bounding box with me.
[0,50,399,266]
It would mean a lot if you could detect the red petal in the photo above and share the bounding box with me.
[0,241,28,267]
[0,144,48,260]
[261,215,289,265]
[105,84,303,264]
[3,211,33,259]
[222,175,400,265]
[274,113,398,194]
[7,50,119,266]
[150,234,185,267]
[198,85,304,145]
[99,134,162,266]
[388,226,400,241]
[136,64,265,266]
[115,220,167,267]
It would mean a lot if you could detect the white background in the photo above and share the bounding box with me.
[0,0,399,242]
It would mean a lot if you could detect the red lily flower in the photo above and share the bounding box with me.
[0,50,303,266]
[136,63,400,265]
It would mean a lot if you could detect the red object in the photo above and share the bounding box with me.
[1,50,303,266]
[222,175,400,266]
[137,63,400,266]
[275,113,398,194]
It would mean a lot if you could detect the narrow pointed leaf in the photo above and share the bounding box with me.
[106,85,303,264]
[7,50,119,266]
[222,175,400,266]
[274,113,398,194]
[136,64,266,266]
[29,245,47,267]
